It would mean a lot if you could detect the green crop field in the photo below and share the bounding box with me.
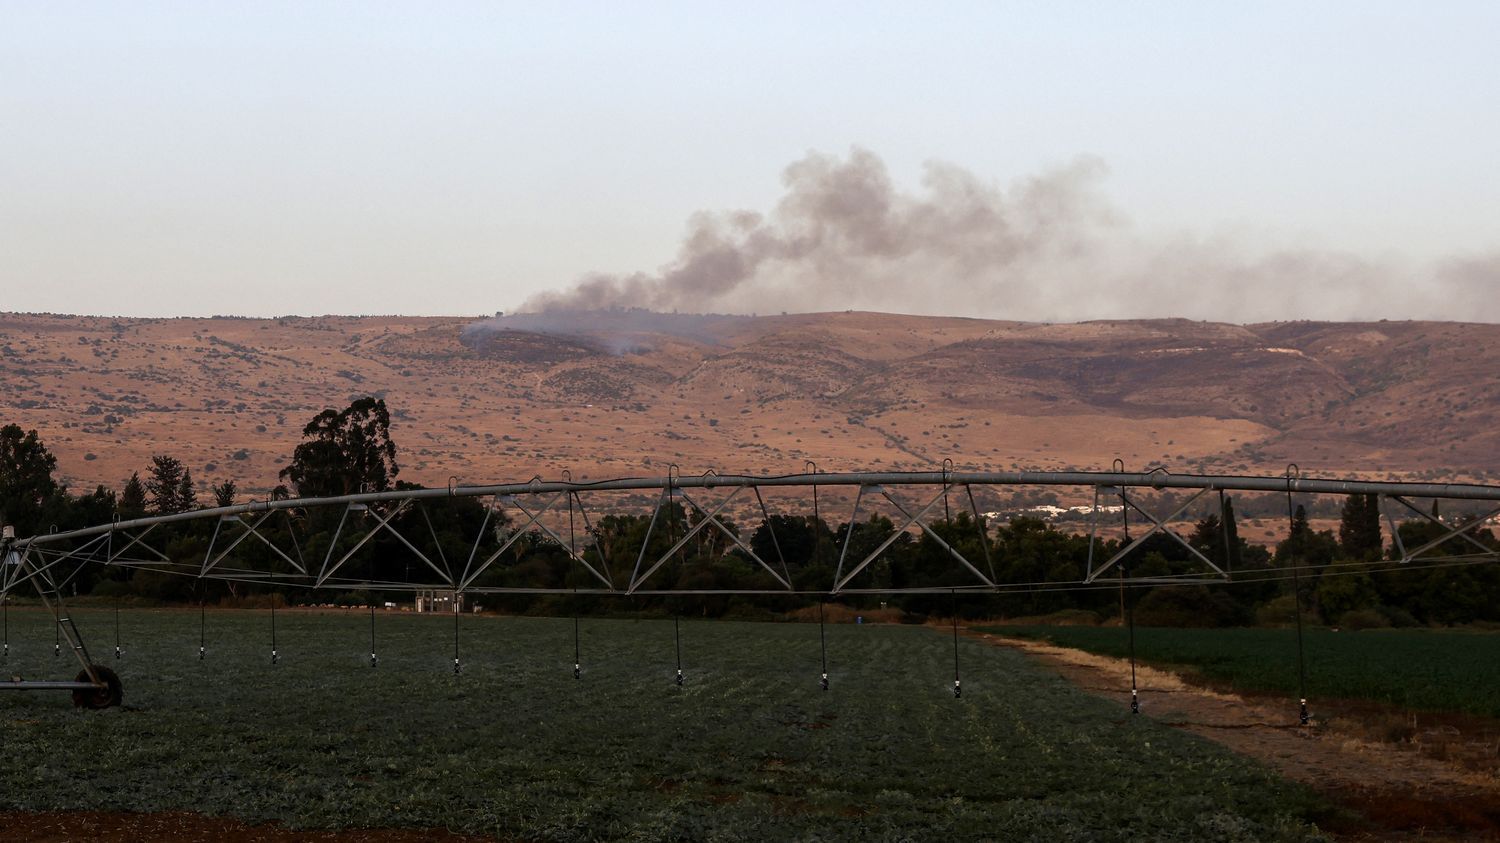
[983,625,1500,718]
[0,606,1328,841]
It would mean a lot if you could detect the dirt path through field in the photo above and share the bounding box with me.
[978,632,1500,841]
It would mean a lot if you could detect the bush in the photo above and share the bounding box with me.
[90,579,130,598]
[1339,607,1390,631]
[1003,608,1102,626]
[1255,594,1318,627]
[1380,605,1421,628]
[1134,586,1252,628]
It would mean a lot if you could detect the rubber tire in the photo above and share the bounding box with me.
[71,665,123,709]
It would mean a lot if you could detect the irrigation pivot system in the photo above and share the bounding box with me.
[5,466,1500,711]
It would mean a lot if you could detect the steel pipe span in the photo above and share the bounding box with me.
[13,469,1500,549]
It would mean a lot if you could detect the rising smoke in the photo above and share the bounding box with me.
[512,146,1500,324]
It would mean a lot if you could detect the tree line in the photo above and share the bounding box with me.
[3,399,1499,627]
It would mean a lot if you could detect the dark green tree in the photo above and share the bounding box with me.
[1338,493,1382,561]
[280,397,399,498]
[178,468,197,512]
[1222,495,1243,570]
[212,479,237,508]
[0,424,60,536]
[146,455,187,514]
[119,472,147,519]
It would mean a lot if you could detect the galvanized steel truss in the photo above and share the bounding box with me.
[7,468,1500,600]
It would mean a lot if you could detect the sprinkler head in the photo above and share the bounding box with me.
[675,669,683,686]
[198,646,205,660]
[270,650,278,665]
[115,646,122,660]
[1130,689,1140,714]
[574,663,581,680]
[1299,699,1309,726]
[453,658,461,675]
[370,653,378,668]
[953,679,962,699]
[820,673,829,691]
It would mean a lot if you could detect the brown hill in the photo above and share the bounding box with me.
[2,311,1496,500]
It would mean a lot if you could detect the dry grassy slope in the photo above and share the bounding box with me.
[1,312,1496,502]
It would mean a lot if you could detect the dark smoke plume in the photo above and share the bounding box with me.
[512,147,1500,323]
[520,147,1115,317]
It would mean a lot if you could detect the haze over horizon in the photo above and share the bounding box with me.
[3,3,1497,322]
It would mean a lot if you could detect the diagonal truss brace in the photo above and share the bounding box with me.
[17,548,105,685]
[316,500,447,587]
[5,534,111,595]
[629,486,756,593]
[752,486,793,586]
[678,488,791,591]
[508,494,614,590]
[878,486,996,589]
[459,492,570,591]
[1388,495,1500,562]
[1085,487,1222,583]
[202,511,307,577]
[107,524,171,565]
[832,484,867,586]
[834,486,961,594]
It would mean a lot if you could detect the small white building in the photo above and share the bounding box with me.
[415,589,463,614]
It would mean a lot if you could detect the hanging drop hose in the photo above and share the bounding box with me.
[198,582,206,660]
[1120,490,1139,714]
[806,460,819,529]
[452,598,461,675]
[54,597,60,658]
[1125,565,1138,715]
[668,473,683,687]
[269,581,278,666]
[3,592,9,661]
[951,589,961,698]
[114,597,122,659]
[818,599,829,691]
[674,615,683,687]
[1286,470,1310,726]
[569,501,581,680]
[368,528,379,668]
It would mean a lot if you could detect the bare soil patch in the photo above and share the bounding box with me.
[980,632,1500,841]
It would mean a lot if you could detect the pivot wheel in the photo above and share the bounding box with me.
[71,665,123,709]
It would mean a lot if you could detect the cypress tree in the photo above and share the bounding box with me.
[1338,493,1382,561]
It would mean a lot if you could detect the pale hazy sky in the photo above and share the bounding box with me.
[2,2,1497,320]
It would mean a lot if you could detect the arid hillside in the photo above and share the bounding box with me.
[2,311,1497,499]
